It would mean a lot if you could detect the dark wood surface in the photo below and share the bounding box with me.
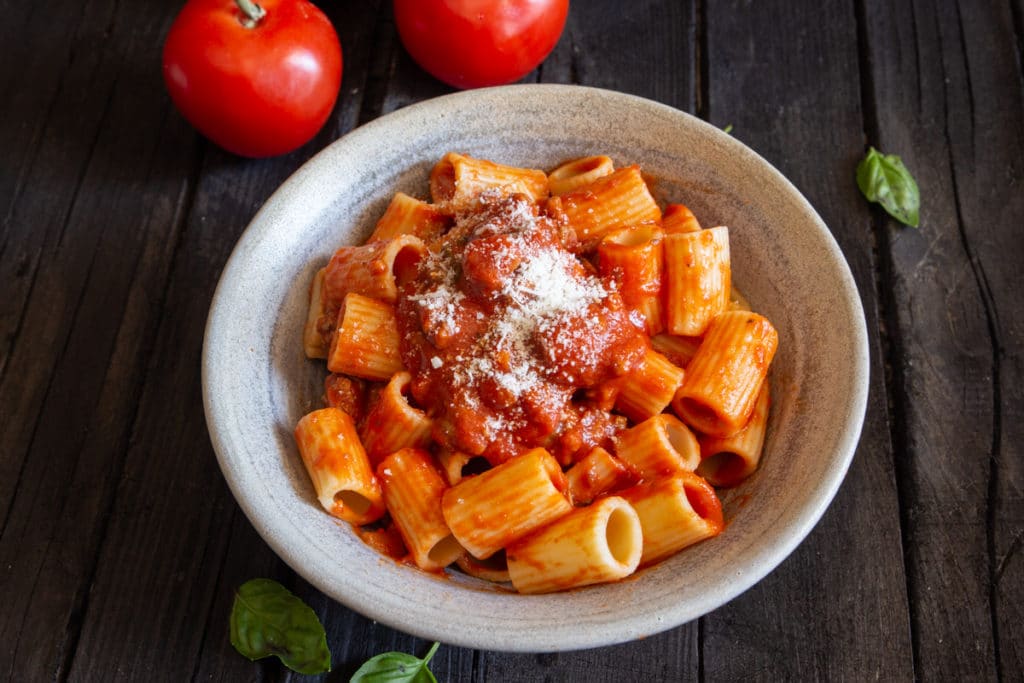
[1,1,1021,680]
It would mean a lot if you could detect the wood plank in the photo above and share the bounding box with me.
[0,1,200,679]
[0,0,88,248]
[553,0,696,109]
[945,8,1024,677]
[699,0,914,679]
[61,2,383,680]
[0,0,153,517]
[189,510,293,682]
[862,0,1024,677]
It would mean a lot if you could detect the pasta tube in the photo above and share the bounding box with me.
[616,413,700,479]
[598,224,664,335]
[566,446,635,505]
[441,448,571,559]
[663,226,731,336]
[377,448,464,571]
[613,347,685,423]
[506,496,642,594]
[620,471,724,565]
[697,383,771,487]
[360,371,433,464]
[323,234,426,306]
[303,268,331,359]
[548,155,615,195]
[368,192,448,243]
[661,203,702,233]
[650,333,702,369]
[430,152,548,206]
[554,165,661,247]
[293,408,385,525]
[326,293,404,380]
[673,310,778,437]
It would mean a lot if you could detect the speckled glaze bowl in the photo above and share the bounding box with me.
[203,85,868,652]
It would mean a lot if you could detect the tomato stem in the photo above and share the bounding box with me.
[235,0,266,28]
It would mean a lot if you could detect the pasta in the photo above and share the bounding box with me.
[294,152,779,593]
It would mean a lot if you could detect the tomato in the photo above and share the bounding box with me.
[393,0,569,90]
[162,0,342,158]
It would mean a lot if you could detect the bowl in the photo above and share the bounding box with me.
[202,84,868,651]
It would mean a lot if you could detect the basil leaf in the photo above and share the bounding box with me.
[230,578,331,675]
[856,146,920,227]
[350,642,440,683]
[722,123,733,135]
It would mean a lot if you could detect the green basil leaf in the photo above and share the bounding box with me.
[350,642,440,683]
[230,578,331,675]
[856,146,920,227]
[722,123,733,135]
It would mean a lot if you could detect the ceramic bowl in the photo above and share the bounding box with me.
[202,84,868,652]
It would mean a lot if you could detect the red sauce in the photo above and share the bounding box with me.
[395,194,647,465]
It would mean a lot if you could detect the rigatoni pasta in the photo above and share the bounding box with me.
[621,471,724,565]
[697,383,771,487]
[293,152,779,593]
[293,408,385,525]
[441,448,572,560]
[326,292,404,380]
[377,448,463,570]
[506,496,642,593]
[663,226,731,336]
[673,310,778,437]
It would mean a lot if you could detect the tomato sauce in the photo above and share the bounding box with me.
[395,194,646,465]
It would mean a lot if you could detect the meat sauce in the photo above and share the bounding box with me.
[395,194,647,465]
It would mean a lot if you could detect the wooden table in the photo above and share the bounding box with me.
[2,1,1021,680]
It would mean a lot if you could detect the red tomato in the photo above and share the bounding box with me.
[162,0,342,158]
[393,0,569,89]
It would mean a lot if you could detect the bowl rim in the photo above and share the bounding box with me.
[202,83,869,651]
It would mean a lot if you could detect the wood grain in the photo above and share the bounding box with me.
[0,0,199,678]
[54,2,380,681]
[863,0,1024,678]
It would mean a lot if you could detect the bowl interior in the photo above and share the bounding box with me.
[203,85,868,651]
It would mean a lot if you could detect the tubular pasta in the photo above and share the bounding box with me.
[323,234,427,307]
[613,347,685,423]
[697,383,771,487]
[436,449,490,487]
[663,226,731,336]
[620,471,724,565]
[597,225,664,335]
[377,448,464,571]
[430,152,548,206]
[303,268,331,359]
[548,155,615,195]
[368,192,449,244]
[553,165,661,248]
[566,446,636,505]
[673,310,778,437]
[661,203,702,233]
[326,293,404,380]
[293,408,385,525]
[506,496,642,594]
[615,413,701,478]
[360,371,433,464]
[441,448,572,559]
